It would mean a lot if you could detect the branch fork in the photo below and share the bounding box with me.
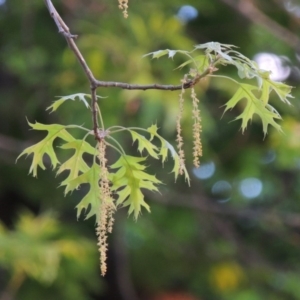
[44,0,207,140]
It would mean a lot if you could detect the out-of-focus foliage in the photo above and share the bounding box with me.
[0,211,100,299]
[2,0,300,299]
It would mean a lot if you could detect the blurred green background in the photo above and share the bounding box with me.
[1,0,300,299]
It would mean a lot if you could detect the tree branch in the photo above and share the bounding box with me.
[150,191,300,230]
[219,0,300,50]
[44,0,213,140]
[44,0,207,91]
[94,75,207,91]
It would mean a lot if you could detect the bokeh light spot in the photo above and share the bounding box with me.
[212,180,232,203]
[254,53,291,81]
[177,5,198,23]
[284,1,300,18]
[193,161,215,179]
[261,150,276,164]
[240,178,263,199]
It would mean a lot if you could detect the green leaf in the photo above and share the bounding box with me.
[195,42,237,52]
[224,84,282,135]
[17,122,75,177]
[143,49,170,59]
[166,141,190,185]
[143,49,190,60]
[147,124,190,185]
[146,125,190,184]
[176,55,209,72]
[147,124,158,141]
[57,139,96,193]
[260,77,271,105]
[234,61,258,80]
[194,42,236,62]
[194,42,262,81]
[110,155,161,219]
[262,78,293,104]
[67,162,106,222]
[46,93,106,113]
[129,130,159,159]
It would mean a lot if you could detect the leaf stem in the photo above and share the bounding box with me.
[106,136,126,155]
[65,125,91,132]
[96,103,105,130]
[105,141,125,157]
[208,74,240,85]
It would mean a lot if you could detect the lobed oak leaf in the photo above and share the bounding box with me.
[57,139,96,193]
[110,155,161,219]
[263,79,293,105]
[146,125,190,184]
[129,130,159,159]
[17,122,75,177]
[143,49,190,60]
[147,124,159,141]
[46,93,106,113]
[224,84,282,135]
[66,163,109,222]
[143,49,171,59]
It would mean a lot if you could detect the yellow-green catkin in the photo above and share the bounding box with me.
[176,81,187,175]
[191,87,203,167]
[96,140,115,276]
[118,0,129,18]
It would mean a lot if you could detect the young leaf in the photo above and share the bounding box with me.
[195,42,237,52]
[146,125,190,184]
[262,78,293,104]
[195,42,261,80]
[143,49,190,60]
[57,139,97,193]
[167,141,191,184]
[234,61,259,80]
[66,162,107,222]
[147,124,159,142]
[129,130,159,159]
[17,122,75,177]
[143,49,171,59]
[223,84,282,135]
[47,93,92,113]
[110,155,162,219]
[147,124,169,164]
[46,93,106,113]
[194,42,236,62]
[175,55,209,72]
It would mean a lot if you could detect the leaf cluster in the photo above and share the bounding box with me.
[145,42,293,135]
[18,42,294,223]
[17,96,189,222]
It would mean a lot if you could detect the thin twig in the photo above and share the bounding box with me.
[94,76,205,91]
[91,87,102,141]
[44,0,76,38]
